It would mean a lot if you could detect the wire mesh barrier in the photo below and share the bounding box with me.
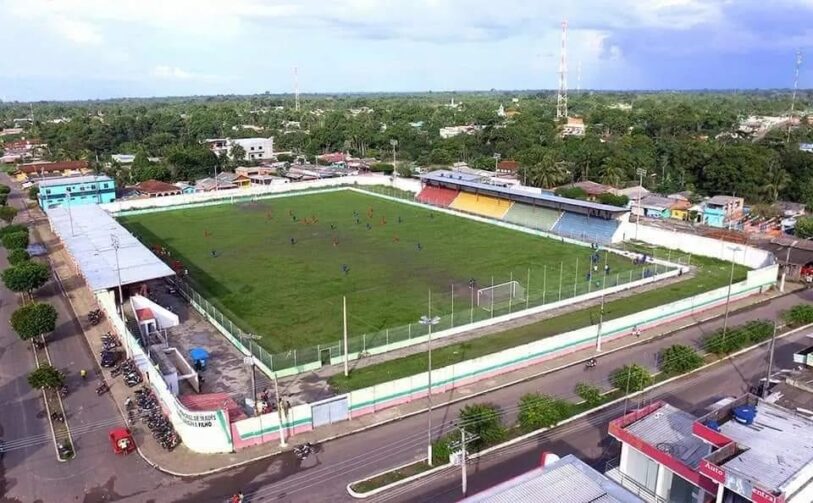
[171,247,684,374]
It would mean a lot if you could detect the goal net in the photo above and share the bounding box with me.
[476,281,526,311]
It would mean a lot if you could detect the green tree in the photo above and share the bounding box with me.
[575,382,604,407]
[0,184,10,195]
[28,364,64,390]
[10,302,58,340]
[784,304,813,327]
[517,393,573,432]
[7,248,30,265]
[1,231,29,249]
[762,160,790,203]
[597,193,630,207]
[395,164,413,178]
[0,224,27,238]
[276,153,294,163]
[610,364,652,393]
[1,261,49,294]
[229,143,246,166]
[458,403,506,450]
[796,216,813,239]
[554,186,588,200]
[659,344,703,375]
[0,205,17,224]
[28,186,39,200]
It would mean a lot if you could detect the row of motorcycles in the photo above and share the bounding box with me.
[111,358,143,387]
[129,387,181,451]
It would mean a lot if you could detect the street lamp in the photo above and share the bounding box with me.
[419,292,440,466]
[493,153,501,171]
[721,246,742,340]
[390,139,398,170]
[111,234,128,357]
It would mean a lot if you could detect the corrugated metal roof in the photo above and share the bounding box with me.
[624,403,710,469]
[46,205,175,291]
[719,401,813,492]
[38,175,112,187]
[461,454,643,503]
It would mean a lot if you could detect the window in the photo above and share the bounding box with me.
[90,184,96,190]
[45,189,51,194]
[250,146,255,150]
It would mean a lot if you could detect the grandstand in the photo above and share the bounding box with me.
[450,192,513,219]
[416,185,459,207]
[503,203,562,231]
[552,212,619,243]
[418,170,629,243]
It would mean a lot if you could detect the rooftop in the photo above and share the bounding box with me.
[461,454,643,503]
[20,160,89,174]
[45,204,175,291]
[135,179,181,194]
[707,195,743,206]
[564,180,615,196]
[717,401,813,494]
[38,174,112,188]
[624,403,710,469]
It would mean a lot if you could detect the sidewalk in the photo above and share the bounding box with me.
[18,184,795,477]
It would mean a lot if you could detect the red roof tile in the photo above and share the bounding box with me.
[19,160,89,174]
[136,179,181,194]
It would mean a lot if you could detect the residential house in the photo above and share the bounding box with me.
[638,195,675,219]
[173,182,199,194]
[248,174,288,186]
[0,128,24,136]
[232,125,264,132]
[135,179,182,198]
[317,152,347,165]
[558,180,615,201]
[561,116,586,137]
[616,185,650,205]
[1,138,46,163]
[496,160,520,175]
[702,195,744,228]
[37,175,116,209]
[439,125,481,139]
[668,197,693,221]
[775,200,806,218]
[195,176,236,192]
[18,160,92,181]
[111,154,136,165]
[204,137,274,161]
[799,143,813,153]
[216,172,250,188]
[236,165,277,177]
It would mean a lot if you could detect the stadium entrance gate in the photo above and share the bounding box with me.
[311,396,349,428]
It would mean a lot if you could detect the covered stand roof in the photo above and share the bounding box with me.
[46,205,175,291]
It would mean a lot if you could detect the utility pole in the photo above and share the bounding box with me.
[294,66,300,113]
[787,49,803,143]
[493,152,501,171]
[449,427,478,496]
[763,321,778,399]
[721,246,742,342]
[272,372,287,447]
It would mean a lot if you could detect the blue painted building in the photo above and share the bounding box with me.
[38,175,116,209]
[702,195,744,228]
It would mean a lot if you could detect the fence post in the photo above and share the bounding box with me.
[363,334,367,352]
[386,329,389,346]
[293,349,297,368]
[409,323,412,339]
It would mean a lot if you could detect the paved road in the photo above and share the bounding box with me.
[377,324,813,503]
[0,184,171,503]
[125,290,810,503]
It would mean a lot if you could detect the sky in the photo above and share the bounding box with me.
[1,0,812,101]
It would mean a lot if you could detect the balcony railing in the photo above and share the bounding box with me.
[604,457,668,503]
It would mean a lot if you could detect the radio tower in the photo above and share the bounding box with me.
[787,49,803,143]
[556,20,569,120]
[294,66,300,112]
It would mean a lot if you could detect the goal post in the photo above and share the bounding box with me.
[476,281,526,312]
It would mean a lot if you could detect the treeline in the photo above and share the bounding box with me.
[2,91,813,204]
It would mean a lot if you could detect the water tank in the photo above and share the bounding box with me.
[733,405,757,425]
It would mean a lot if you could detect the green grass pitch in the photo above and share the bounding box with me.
[120,190,652,354]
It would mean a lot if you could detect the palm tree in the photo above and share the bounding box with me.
[529,156,568,188]
[762,160,790,203]
[600,158,626,187]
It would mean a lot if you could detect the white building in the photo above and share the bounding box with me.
[439,125,482,139]
[204,137,274,161]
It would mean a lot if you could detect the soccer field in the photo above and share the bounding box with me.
[120,190,655,354]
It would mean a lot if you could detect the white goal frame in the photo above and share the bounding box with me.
[476,281,526,312]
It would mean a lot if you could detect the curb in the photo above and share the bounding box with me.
[125,288,794,478]
[345,320,813,497]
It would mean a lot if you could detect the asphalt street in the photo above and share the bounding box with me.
[0,185,170,503]
[376,322,813,503]
[146,290,811,503]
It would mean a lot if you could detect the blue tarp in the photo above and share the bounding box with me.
[189,348,209,362]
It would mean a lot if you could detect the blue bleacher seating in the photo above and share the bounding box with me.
[552,212,619,244]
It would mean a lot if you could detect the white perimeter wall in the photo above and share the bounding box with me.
[97,290,233,453]
[619,221,775,269]
[130,294,179,329]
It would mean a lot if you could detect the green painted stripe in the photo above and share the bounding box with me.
[348,282,769,411]
[238,416,313,440]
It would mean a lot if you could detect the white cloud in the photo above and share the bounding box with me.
[151,65,194,79]
[51,18,103,45]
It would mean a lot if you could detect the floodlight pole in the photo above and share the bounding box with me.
[343,296,349,377]
[111,234,128,357]
[635,168,646,240]
[419,291,440,466]
[596,250,608,352]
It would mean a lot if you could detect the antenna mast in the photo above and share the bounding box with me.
[294,66,300,112]
[556,20,568,120]
[787,49,803,143]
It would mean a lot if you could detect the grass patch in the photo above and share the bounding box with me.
[329,253,748,393]
[120,189,651,354]
[351,460,434,494]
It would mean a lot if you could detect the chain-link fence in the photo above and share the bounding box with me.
[173,251,685,374]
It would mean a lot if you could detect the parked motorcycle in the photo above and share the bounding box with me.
[50,411,65,423]
[96,382,109,395]
[294,442,314,460]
